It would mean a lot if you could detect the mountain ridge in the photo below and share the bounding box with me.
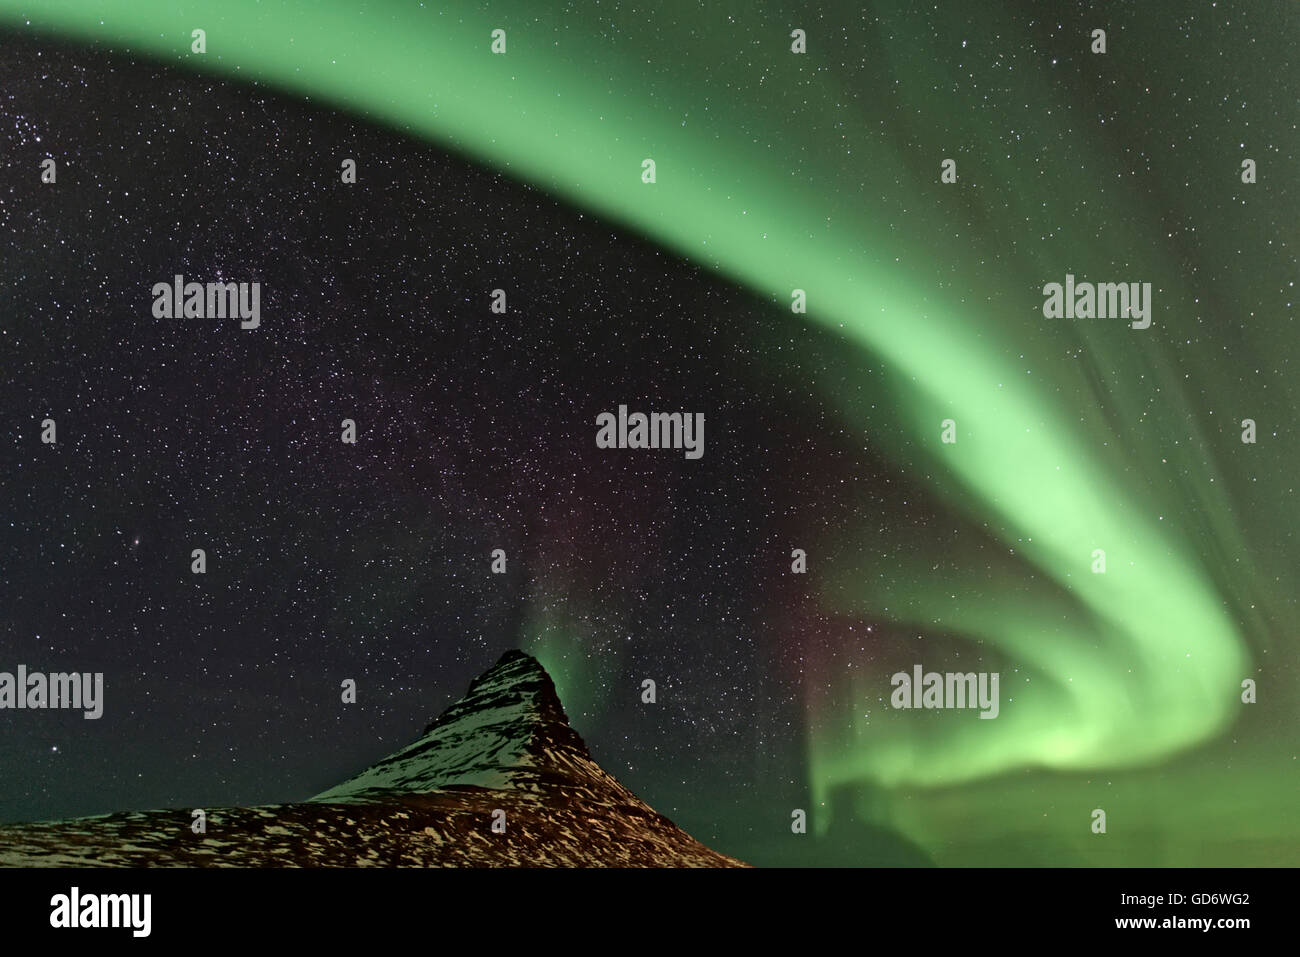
[313,650,607,802]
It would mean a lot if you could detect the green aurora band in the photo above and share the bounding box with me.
[8,1,1295,862]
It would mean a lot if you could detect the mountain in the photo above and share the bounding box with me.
[0,651,747,867]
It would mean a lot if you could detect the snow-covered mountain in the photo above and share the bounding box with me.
[316,650,634,801]
[0,651,746,867]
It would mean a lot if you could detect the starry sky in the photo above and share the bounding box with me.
[1,0,1297,867]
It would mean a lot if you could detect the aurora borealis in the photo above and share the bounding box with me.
[1,1,1296,867]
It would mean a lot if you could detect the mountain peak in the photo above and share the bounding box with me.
[433,649,571,733]
[313,648,592,802]
[488,648,537,667]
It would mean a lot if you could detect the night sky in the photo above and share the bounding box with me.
[1,0,1297,868]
